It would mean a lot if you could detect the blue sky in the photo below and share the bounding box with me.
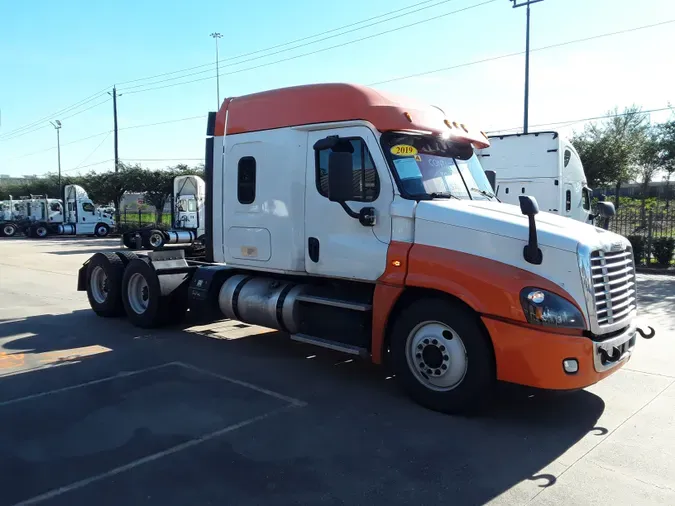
[1,0,674,177]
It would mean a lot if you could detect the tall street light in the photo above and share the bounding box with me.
[511,0,544,134]
[210,32,223,109]
[50,120,62,198]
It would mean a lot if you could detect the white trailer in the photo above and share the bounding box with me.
[476,131,609,224]
[77,83,653,415]
[121,174,206,251]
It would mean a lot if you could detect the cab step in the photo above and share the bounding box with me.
[291,333,369,357]
[295,294,372,312]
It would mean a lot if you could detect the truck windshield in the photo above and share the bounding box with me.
[381,132,495,201]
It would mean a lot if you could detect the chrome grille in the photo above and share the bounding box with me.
[591,248,636,328]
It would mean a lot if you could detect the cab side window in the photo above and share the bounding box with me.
[82,202,95,213]
[237,157,256,205]
[316,138,379,202]
[582,188,591,211]
[50,202,61,212]
[564,150,571,167]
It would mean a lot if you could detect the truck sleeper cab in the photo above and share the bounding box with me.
[78,83,654,414]
[477,131,595,224]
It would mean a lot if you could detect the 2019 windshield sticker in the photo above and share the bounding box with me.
[390,145,418,156]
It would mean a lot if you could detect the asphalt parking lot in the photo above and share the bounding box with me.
[0,237,674,505]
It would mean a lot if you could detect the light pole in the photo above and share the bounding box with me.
[50,120,62,198]
[511,0,544,134]
[210,32,223,108]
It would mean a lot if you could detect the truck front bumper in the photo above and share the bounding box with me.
[482,316,637,390]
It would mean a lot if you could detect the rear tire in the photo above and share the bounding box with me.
[390,298,495,415]
[143,229,165,250]
[121,259,165,328]
[86,252,125,317]
[122,232,141,250]
[95,223,110,237]
[115,251,139,267]
[33,224,49,239]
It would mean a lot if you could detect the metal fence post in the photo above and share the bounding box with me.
[646,210,654,265]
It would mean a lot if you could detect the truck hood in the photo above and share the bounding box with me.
[415,199,626,253]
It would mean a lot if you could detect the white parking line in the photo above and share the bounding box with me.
[14,403,301,506]
[0,362,174,407]
[0,361,306,408]
[174,361,307,407]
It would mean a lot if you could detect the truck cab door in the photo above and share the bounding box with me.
[305,126,393,281]
[76,200,97,234]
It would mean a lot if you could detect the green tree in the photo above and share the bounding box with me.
[139,166,184,224]
[84,164,146,222]
[636,128,661,223]
[656,118,675,208]
[571,105,649,208]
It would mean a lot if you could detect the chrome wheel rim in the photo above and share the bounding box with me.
[3,225,14,236]
[149,233,163,248]
[90,266,109,304]
[127,272,150,314]
[36,227,47,237]
[97,226,108,236]
[405,321,468,391]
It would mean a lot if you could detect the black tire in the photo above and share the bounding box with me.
[2,224,17,237]
[121,258,165,328]
[95,223,110,237]
[115,251,139,267]
[32,224,49,239]
[390,298,495,415]
[142,229,165,250]
[122,232,141,250]
[86,252,126,317]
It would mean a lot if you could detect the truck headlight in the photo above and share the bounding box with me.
[519,288,585,329]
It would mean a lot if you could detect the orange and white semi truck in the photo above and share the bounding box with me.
[77,83,654,414]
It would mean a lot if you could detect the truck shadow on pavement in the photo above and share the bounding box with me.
[0,310,607,506]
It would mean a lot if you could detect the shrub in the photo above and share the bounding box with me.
[627,235,648,265]
[652,237,675,266]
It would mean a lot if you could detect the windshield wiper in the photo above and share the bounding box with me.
[470,188,496,199]
[428,192,460,200]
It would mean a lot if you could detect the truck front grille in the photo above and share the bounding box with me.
[591,247,636,328]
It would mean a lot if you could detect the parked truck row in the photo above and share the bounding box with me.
[0,185,115,238]
[77,83,653,414]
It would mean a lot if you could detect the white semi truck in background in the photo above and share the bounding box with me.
[121,174,206,251]
[476,131,611,225]
[0,184,115,238]
[77,83,653,414]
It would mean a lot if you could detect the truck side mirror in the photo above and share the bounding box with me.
[519,195,543,265]
[485,170,497,192]
[519,195,539,216]
[596,201,615,218]
[327,152,354,203]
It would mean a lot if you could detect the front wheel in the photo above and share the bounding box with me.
[390,298,495,414]
[2,224,17,237]
[95,223,110,237]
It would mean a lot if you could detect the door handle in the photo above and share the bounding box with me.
[308,237,320,263]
